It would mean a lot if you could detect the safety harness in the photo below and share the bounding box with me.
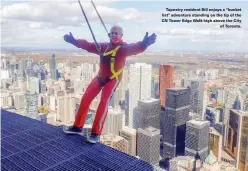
[78,0,123,86]
[97,45,123,86]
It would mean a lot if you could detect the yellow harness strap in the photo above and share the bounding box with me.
[103,46,123,81]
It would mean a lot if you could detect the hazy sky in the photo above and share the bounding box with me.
[1,0,248,52]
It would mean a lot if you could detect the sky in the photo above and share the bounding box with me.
[1,0,248,53]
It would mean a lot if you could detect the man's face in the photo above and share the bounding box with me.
[109,27,123,44]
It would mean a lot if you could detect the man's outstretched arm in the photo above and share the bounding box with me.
[123,41,145,57]
[124,32,157,57]
[75,39,100,54]
[64,32,100,55]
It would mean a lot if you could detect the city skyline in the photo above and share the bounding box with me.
[1,52,248,170]
[1,3,248,171]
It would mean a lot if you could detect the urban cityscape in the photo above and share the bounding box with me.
[1,48,248,171]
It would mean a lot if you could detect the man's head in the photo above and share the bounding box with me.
[109,25,123,44]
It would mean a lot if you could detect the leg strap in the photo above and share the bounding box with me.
[97,76,110,87]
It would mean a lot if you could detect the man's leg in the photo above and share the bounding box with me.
[64,77,102,134]
[88,79,119,142]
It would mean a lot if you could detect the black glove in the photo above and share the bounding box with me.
[63,32,77,45]
[141,32,157,49]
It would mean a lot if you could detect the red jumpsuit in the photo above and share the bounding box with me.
[73,39,145,135]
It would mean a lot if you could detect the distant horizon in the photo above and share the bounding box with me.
[2,45,248,54]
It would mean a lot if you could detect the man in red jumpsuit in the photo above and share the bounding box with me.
[63,25,156,143]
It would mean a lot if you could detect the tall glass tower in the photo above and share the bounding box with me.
[49,54,57,80]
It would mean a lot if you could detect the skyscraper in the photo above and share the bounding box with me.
[25,90,38,119]
[81,62,94,88]
[102,106,123,135]
[100,134,129,154]
[159,64,174,107]
[57,95,77,123]
[0,93,10,108]
[226,109,248,171]
[1,70,10,80]
[49,54,57,80]
[133,98,160,129]
[49,95,56,112]
[129,63,152,128]
[161,88,191,158]
[9,63,16,81]
[14,92,25,110]
[223,89,239,146]
[119,68,128,101]
[185,120,210,161]
[181,78,207,120]
[119,126,137,156]
[18,59,27,78]
[57,96,66,122]
[216,89,225,104]
[112,136,129,154]
[206,106,221,124]
[28,77,39,93]
[124,89,129,127]
[137,126,160,164]
[74,78,84,94]
[17,77,26,92]
[1,58,9,70]
[233,95,243,111]
[40,80,46,94]
[209,127,222,161]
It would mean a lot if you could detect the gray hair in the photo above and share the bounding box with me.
[111,25,123,35]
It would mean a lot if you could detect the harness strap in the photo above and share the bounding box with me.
[110,58,123,81]
[103,46,120,56]
[97,45,123,86]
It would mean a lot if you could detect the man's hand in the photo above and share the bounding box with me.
[141,32,157,49]
[63,32,77,45]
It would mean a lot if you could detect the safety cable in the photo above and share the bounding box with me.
[78,0,102,56]
[91,0,109,36]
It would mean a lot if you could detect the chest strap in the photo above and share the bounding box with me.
[103,45,123,81]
